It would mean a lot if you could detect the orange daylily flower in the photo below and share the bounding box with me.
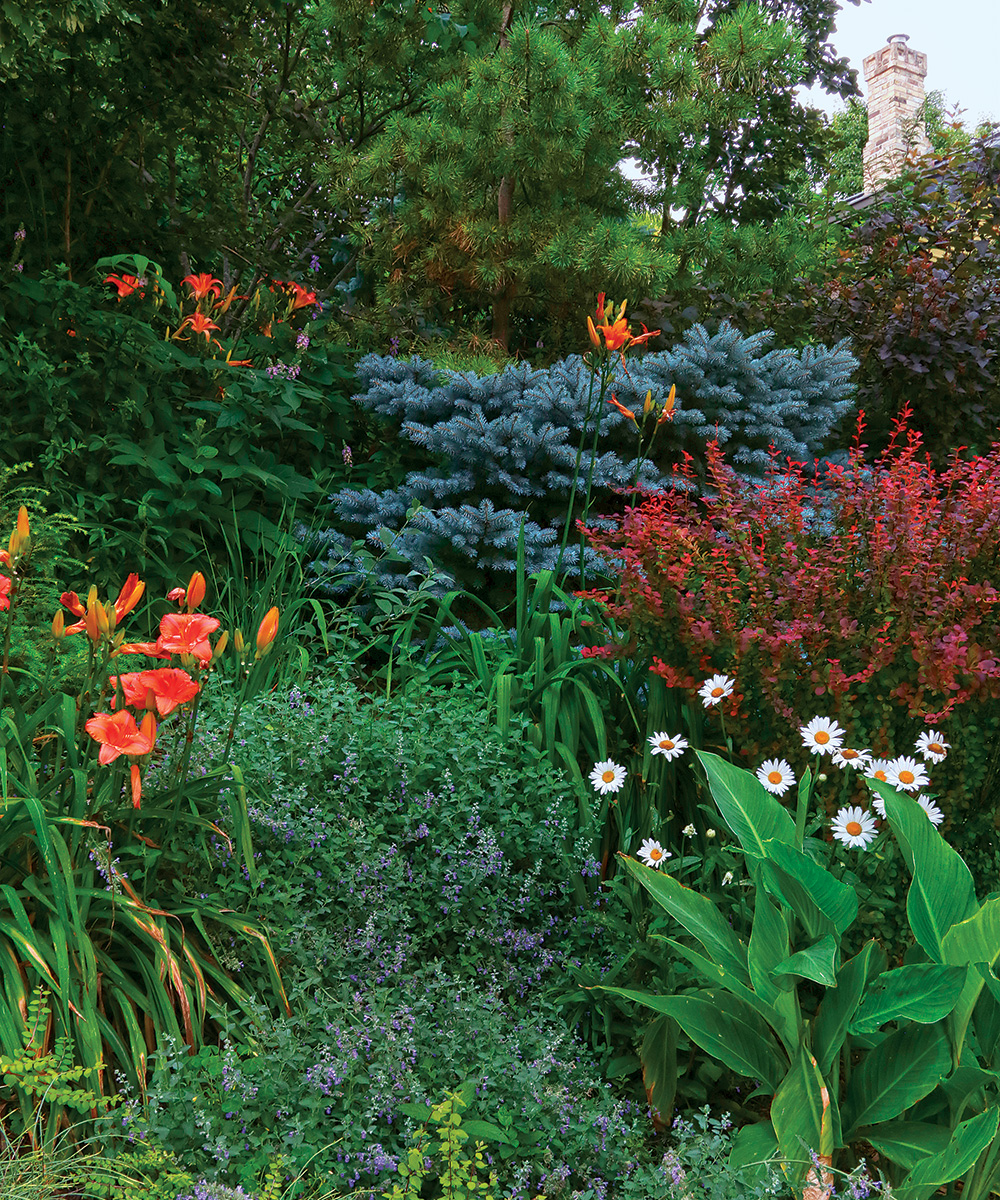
[178,312,221,341]
[105,273,145,299]
[595,293,606,321]
[156,612,221,662]
[112,668,200,716]
[113,573,146,621]
[62,574,145,638]
[181,273,223,302]
[0,575,10,612]
[85,709,156,765]
[255,607,280,656]
[607,393,638,424]
[285,282,317,311]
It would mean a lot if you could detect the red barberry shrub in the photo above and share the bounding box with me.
[580,410,1000,862]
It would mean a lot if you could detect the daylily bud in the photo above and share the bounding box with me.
[130,763,143,809]
[643,389,653,416]
[213,630,230,660]
[617,299,627,321]
[234,629,245,655]
[139,711,157,749]
[255,607,279,657]
[586,315,600,348]
[16,506,29,542]
[186,570,207,612]
[51,611,65,639]
[84,602,100,643]
[95,602,111,638]
[166,586,186,605]
[595,292,606,321]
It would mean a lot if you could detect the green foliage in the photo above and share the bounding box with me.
[600,753,1000,1198]
[0,263,354,590]
[0,524,290,1148]
[384,1091,497,1200]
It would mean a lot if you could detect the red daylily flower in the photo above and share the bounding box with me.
[114,641,170,659]
[181,273,223,301]
[0,574,10,611]
[607,393,637,424]
[157,612,220,662]
[85,709,156,765]
[62,574,145,637]
[105,273,145,299]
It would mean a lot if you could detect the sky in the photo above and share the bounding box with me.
[800,0,1000,126]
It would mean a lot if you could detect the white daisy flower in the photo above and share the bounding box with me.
[831,805,878,849]
[756,759,795,796]
[721,871,734,886]
[637,838,671,869]
[917,795,945,826]
[866,759,891,783]
[681,823,697,837]
[832,747,871,770]
[885,756,930,793]
[915,730,950,763]
[698,674,734,707]
[800,716,846,756]
[589,760,626,795]
[648,731,689,760]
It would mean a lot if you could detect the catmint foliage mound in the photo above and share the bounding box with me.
[307,321,855,594]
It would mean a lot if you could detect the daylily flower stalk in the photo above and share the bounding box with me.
[556,293,660,585]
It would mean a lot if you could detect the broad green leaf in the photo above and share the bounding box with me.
[850,963,968,1034]
[943,896,1000,968]
[938,1064,1000,1124]
[771,1044,833,1184]
[756,838,858,938]
[619,855,750,984]
[896,1107,999,1200]
[814,941,882,1078]
[729,1121,780,1193]
[462,1119,517,1146]
[596,987,788,1092]
[843,1021,951,1137]
[657,937,791,1048]
[883,790,978,962]
[696,750,796,856]
[748,875,793,1003]
[640,1015,677,1126]
[862,1121,953,1172]
[772,934,839,988]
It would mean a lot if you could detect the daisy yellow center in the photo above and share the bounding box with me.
[814,731,830,745]
[928,742,944,755]
[874,770,887,781]
[649,848,663,861]
[841,749,859,760]
[898,770,915,785]
[845,821,863,836]
[710,686,724,697]
[601,770,616,783]
[767,770,783,785]
[659,739,675,750]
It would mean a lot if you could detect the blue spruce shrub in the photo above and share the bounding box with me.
[307,322,855,595]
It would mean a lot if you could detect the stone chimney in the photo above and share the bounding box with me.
[862,34,933,192]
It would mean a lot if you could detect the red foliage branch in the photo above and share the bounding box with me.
[580,410,1000,767]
